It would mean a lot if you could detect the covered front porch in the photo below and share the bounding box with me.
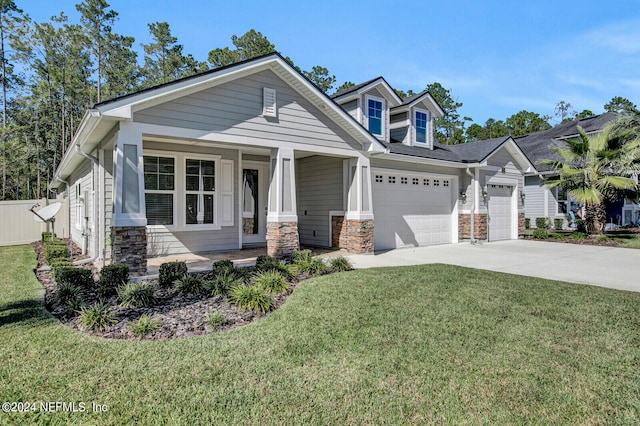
[109,122,376,274]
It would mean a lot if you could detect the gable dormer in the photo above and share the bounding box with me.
[332,77,402,142]
[390,91,444,150]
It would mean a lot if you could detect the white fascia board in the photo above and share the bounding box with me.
[50,110,103,189]
[375,152,479,169]
[481,138,536,174]
[334,78,402,107]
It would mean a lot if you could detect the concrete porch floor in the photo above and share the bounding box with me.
[144,246,342,277]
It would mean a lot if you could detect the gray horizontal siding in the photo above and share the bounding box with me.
[297,156,344,247]
[134,70,362,152]
[524,176,545,222]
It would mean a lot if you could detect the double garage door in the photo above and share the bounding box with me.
[373,171,455,250]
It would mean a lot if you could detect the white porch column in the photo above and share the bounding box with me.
[111,122,147,275]
[338,156,374,253]
[266,147,299,257]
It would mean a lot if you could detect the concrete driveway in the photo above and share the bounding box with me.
[346,240,639,293]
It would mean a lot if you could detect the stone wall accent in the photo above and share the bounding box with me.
[111,226,147,276]
[266,221,299,258]
[332,215,374,254]
[518,212,526,237]
[458,213,488,240]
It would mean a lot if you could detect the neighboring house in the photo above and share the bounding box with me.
[515,112,640,228]
[50,53,534,275]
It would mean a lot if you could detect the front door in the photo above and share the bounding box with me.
[242,162,268,245]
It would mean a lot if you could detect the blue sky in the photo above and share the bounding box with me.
[23,0,640,126]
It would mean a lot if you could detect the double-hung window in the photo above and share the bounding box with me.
[415,109,428,144]
[367,96,384,136]
[144,156,175,226]
[74,183,82,229]
[185,159,216,225]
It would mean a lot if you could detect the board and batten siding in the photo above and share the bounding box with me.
[143,142,240,256]
[133,70,362,153]
[478,147,525,214]
[296,156,344,247]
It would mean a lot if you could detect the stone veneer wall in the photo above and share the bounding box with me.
[331,216,374,254]
[458,213,488,240]
[266,222,299,258]
[518,212,526,237]
[111,226,147,276]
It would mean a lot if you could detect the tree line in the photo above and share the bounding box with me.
[1,0,638,200]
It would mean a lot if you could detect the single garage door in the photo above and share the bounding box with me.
[373,171,454,250]
[488,184,513,241]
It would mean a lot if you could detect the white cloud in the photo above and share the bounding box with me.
[582,19,640,55]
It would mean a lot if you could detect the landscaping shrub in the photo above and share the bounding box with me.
[128,314,161,337]
[255,255,291,278]
[329,256,352,272]
[254,270,288,294]
[54,267,93,288]
[207,311,226,328]
[230,285,272,312]
[554,218,564,230]
[291,249,314,263]
[292,255,328,276]
[41,232,56,242]
[118,282,157,307]
[597,235,611,242]
[552,233,564,239]
[209,269,244,296]
[175,274,207,295]
[55,281,82,306]
[576,219,587,233]
[78,302,117,331]
[212,259,234,273]
[570,232,587,241]
[99,264,129,297]
[64,294,84,316]
[44,243,71,264]
[49,259,73,275]
[159,261,187,287]
[525,218,531,229]
[532,228,548,239]
[535,217,548,229]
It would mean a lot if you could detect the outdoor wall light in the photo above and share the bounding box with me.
[520,190,526,204]
[482,188,488,203]
[459,190,467,204]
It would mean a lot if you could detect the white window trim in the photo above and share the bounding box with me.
[143,151,225,232]
[143,152,178,230]
[413,107,429,147]
[184,154,221,230]
[365,94,385,137]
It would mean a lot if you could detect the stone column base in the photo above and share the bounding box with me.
[111,226,147,276]
[458,213,488,240]
[266,221,299,258]
[332,216,374,254]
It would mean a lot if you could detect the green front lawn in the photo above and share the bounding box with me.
[1,245,639,424]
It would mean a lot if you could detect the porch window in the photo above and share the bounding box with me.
[415,109,428,144]
[554,188,568,214]
[143,156,175,225]
[185,159,216,225]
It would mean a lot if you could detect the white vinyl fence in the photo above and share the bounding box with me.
[0,199,69,246]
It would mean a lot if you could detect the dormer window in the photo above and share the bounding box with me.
[415,109,428,144]
[366,95,384,137]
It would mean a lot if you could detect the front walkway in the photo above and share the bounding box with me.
[346,240,639,293]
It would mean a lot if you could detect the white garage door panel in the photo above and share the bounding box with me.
[488,184,512,241]
[373,172,454,250]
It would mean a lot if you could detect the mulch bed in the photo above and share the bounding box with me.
[31,241,311,340]
[524,227,640,247]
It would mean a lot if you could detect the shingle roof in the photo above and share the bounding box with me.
[383,136,513,164]
[330,77,386,99]
[515,112,620,172]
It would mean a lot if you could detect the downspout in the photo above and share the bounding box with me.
[465,167,477,244]
[74,146,100,267]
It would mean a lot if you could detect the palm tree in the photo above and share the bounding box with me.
[541,121,640,234]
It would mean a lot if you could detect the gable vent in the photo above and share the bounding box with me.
[263,87,277,117]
